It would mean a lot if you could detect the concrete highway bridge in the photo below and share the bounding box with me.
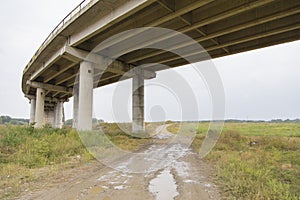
[22,0,300,132]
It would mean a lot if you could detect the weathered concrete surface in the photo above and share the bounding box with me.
[132,67,145,133]
[77,61,94,131]
[29,99,36,124]
[34,88,45,128]
[73,83,79,129]
[54,101,63,128]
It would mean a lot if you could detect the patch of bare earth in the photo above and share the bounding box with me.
[17,125,220,200]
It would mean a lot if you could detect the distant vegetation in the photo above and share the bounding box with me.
[0,116,29,125]
[169,118,300,123]
[0,115,104,126]
[1,115,300,126]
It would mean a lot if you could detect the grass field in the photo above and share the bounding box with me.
[218,122,300,137]
[0,122,299,199]
[0,125,89,199]
[168,122,300,199]
[0,123,150,199]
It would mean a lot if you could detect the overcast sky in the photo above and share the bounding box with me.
[0,0,299,121]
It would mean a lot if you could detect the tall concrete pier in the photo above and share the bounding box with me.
[35,88,45,128]
[77,61,94,131]
[132,67,145,133]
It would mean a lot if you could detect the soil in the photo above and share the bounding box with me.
[17,125,221,200]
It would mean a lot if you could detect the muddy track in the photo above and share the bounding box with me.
[18,125,220,200]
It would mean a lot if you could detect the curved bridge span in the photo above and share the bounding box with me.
[22,0,300,131]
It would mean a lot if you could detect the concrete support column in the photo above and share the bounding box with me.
[132,67,145,133]
[44,110,55,127]
[35,88,45,128]
[30,98,36,124]
[54,101,63,128]
[77,61,94,131]
[73,83,79,128]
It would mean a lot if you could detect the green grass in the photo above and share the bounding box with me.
[80,123,151,154]
[210,134,300,200]
[222,122,300,137]
[1,122,299,199]
[168,122,300,199]
[0,125,90,168]
[0,125,92,199]
[192,122,300,137]
[0,123,152,199]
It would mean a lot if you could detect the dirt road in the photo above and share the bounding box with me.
[18,125,220,200]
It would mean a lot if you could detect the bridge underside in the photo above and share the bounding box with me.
[22,0,300,130]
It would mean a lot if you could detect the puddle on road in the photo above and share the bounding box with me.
[149,169,179,200]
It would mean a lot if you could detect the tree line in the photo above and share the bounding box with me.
[0,116,29,125]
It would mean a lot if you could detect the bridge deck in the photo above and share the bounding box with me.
[22,0,300,108]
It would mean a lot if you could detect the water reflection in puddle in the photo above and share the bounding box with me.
[149,169,179,200]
